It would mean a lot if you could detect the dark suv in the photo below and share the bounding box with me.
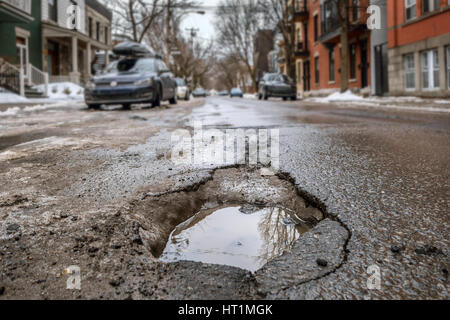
[258,73,297,101]
[84,42,177,109]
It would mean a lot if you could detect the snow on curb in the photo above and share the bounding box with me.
[0,91,30,103]
[0,101,76,117]
[33,82,84,100]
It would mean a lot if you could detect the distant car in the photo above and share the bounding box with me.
[192,88,207,98]
[218,90,229,96]
[84,41,177,109]
[175,78,190,101]
[258,73,297,101]
[230,88,243,98]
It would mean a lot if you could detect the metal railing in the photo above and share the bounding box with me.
[2,0,32,15]
[29,64,49,96]
[0,58,24,96]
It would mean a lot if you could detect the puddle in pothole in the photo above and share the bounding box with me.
[159,204,311,272]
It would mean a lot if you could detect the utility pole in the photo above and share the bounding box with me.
[185,27,199,52]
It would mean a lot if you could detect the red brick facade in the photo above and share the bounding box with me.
[286,0,372,94]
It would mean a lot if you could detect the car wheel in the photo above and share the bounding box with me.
[291,96,297,101]
[258,93,262,100]
[152,86,161,107]
[185,92,190,101]
[88,104,100,110]
[263,89,269,100]
[283,97,287,101]
[169,93,177,105]
[122,104,131,110]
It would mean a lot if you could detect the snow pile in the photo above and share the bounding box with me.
[0,101,75,117]
[243,94,257,99]
[0,107,21,116]
[34,82,84,100]
[0,91,29,103]
[434,99,450,105]
[312,90,364,102]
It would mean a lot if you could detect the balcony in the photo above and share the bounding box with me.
[293,0,308,22]
[0,0,33,22]
[319,2,368,45]
[293,41,309,58]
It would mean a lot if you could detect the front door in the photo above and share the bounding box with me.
[374,43,389,96]
[303,60,310,91]
[360,39,368,88]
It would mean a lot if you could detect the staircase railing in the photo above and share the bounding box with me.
[0,58,24,96]
[28,64,49,96]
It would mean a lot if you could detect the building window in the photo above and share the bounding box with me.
[447,46,450,89]
[405,0,416,21]
[313,15,318,42]
[96,22,100,41]
[105,27,108,44]
[329,49,335,82]
[421,49,440,90]
[48,0,57,22]
[349,43,356,80]
[315,56,319,84]
[88,17,93,38]
[352,0,359,22]
[404,54,415,90]
[422,0,440,14]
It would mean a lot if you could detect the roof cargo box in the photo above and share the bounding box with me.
[113,41,153,57]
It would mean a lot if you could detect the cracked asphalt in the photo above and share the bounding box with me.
[0,96,448,300]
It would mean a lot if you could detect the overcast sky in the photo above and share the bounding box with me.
[181,0,221,41]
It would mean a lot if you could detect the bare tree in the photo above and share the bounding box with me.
[215,0,264,92]
[258,0,296,81]
[102,0,165,43]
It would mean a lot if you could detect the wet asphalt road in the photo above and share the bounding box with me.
[0,96,449,299]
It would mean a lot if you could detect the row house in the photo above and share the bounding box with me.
[0,0,112,97]
[286,0,372,96]
[41,0,112,84]
[387,0,450,98]
[280,0,450,98]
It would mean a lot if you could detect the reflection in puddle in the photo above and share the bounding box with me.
[159,205,310,271]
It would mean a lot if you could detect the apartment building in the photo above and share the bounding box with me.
[387,0,450,97]
[279,0,372,96]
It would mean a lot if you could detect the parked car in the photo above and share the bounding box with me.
[230,88,243,98]
[258,73,297,101]
[175,78,190,101]
[192,88,207,98]
[84,41,177,109]
[218,90,229,96]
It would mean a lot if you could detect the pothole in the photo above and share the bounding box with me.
[159,204,311,272]
[126,167,325,272]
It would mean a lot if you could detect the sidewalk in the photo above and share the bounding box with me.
[303,91,450,113]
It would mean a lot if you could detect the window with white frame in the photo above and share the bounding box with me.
[404,54,415,90]
[405,0,416,21]
[421,49,440,90]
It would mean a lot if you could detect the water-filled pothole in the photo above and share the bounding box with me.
[159,204,311,272]
[127,167,324,270]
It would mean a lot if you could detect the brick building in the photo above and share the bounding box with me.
[284,0,372,96]
[387,0,450,97]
